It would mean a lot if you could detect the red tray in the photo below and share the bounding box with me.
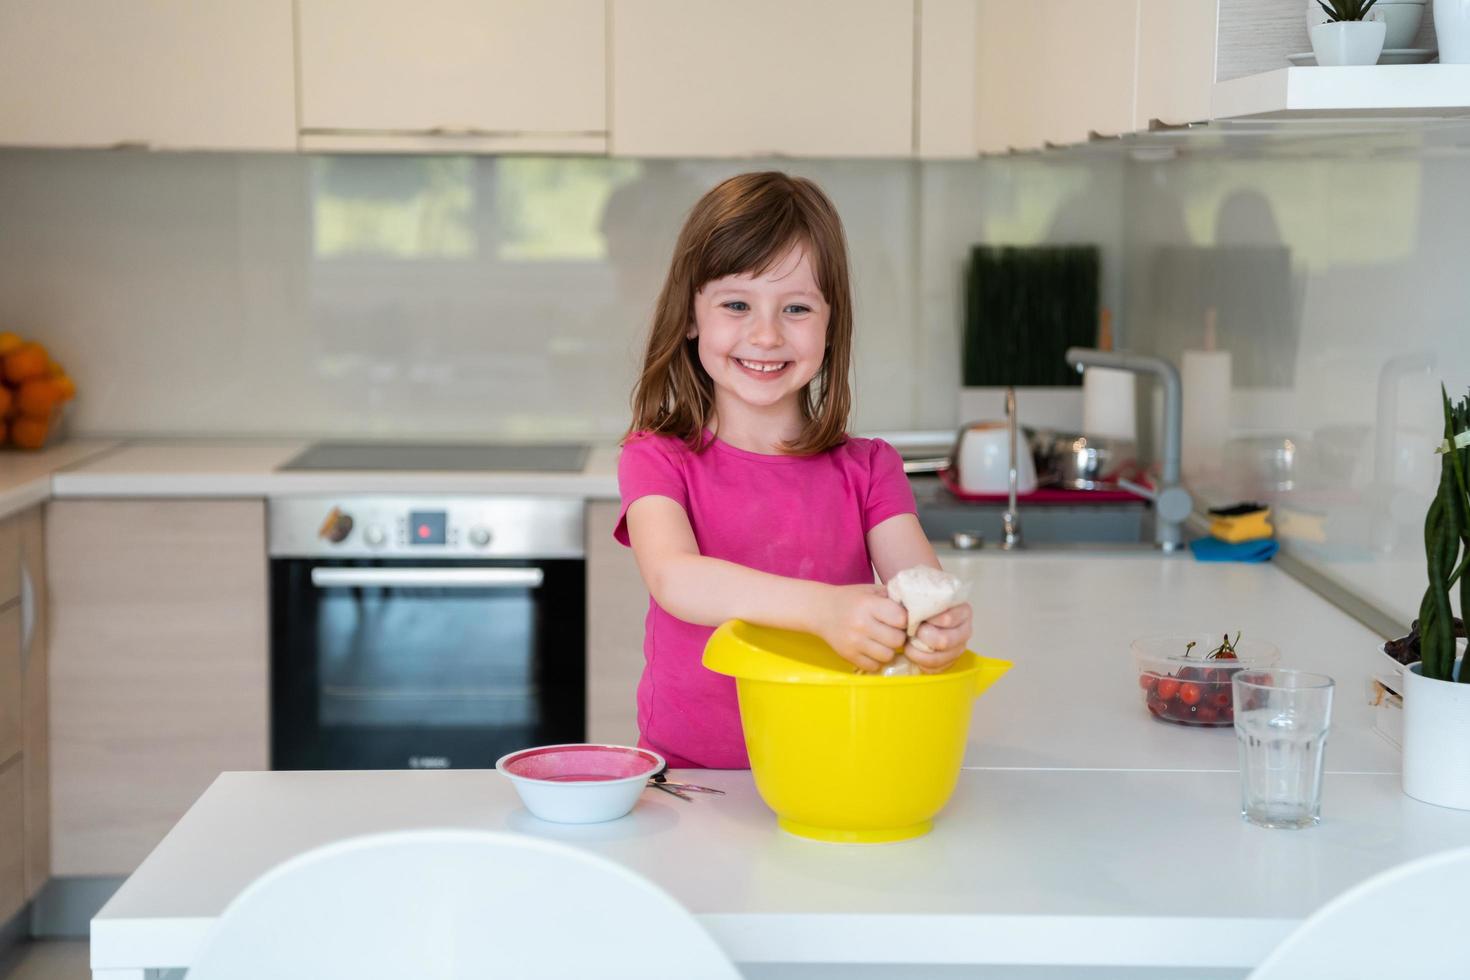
[938,466,1149,505]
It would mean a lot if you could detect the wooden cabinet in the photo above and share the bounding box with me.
[20,507,49,901]
[585,501,647,746]
[297,0,607,153]
[47,500,269,876]
[611,0,915,158]
[1,505,45,918]
[0,758,23,924]
[0,0,296,151]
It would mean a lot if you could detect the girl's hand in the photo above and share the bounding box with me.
[817,584,909,673]
[905,602,974,674]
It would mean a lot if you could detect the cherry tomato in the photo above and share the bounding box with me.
[1210,689,1232,709]
[1156,677,1181,700]
[1179,681,1203,706]
[1139,671,1161,693]
[1195,705,1220,724]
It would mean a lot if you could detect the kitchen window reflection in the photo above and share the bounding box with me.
[309,156,642,263]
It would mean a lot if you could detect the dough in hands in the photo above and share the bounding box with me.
[877,566,970,676]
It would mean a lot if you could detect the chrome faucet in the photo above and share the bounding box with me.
[1000,386,1023,551]
[1064,347,1193,552]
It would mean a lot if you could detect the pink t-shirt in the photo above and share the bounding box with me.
[614,430,917,769]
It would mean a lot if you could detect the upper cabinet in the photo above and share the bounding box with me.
[0,0,295,151]
[296,0,607,154]
[1135,0,1217,130]
[610,0,915,158]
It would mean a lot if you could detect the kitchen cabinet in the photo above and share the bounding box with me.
[0,506,49,908]
[585,502,646,746]
[1135,0,1217,129]
[47,500,269,876]
[19,507,49,901]
[296,0,606,154]
[610,0,915,158]
[1037,0,1139,146]
[0,757,23,924]
[0,0,295,151]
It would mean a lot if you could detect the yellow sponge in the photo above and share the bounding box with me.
[1209,505,1273,543]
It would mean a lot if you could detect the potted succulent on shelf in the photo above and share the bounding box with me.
[1401,387,1470,810]
[1310,0,1387,65]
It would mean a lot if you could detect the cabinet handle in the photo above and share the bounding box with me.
[19,563,35,673]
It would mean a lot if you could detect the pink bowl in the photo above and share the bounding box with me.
[496,744,664,823]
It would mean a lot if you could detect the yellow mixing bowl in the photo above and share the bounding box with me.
[703,620,1012,844]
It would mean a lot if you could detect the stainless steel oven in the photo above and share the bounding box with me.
[268,495,585,770]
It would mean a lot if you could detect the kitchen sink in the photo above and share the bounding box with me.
[912,475,1152,549]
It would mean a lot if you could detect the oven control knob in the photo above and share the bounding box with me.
[318,507,353,544]
[364,525,387,547]
[468,526,492,548]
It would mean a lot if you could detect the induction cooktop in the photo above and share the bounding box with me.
[279,442,590,473]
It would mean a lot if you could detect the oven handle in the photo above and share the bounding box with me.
[309,567,545,589]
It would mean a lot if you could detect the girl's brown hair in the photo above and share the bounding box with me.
[626,171,853,456]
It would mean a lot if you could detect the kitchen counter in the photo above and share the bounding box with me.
[89,553,1423,978]
[0,439,119,520]
[951,551,1399,775]
[93,766,1470,978]
[47,440,621,499]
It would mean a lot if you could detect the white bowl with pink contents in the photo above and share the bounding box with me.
[496,744,665,824]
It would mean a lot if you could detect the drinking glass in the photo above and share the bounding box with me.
[1233,669,1335,829]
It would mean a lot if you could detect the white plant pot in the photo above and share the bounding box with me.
[1308,0,1424,50]
[1402,659,1470,810]
[1310,20,1388,66]
[1437,0,1470,62]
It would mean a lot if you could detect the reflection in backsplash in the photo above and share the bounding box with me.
[1124,148,1470,626]
[0,150,1120,441]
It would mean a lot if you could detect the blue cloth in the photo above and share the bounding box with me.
[1190,536,1278,563]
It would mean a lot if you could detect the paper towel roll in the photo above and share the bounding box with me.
[1082,367,1137,441]
[1182,349,1232,480]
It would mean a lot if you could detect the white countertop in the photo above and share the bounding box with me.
[47,440,621,499]
[951,552,1399,775]
[93,767,1470,974]
[0,439,119,520]
[90,553,1425,975]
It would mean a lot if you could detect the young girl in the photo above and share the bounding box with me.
[616,172,973,769]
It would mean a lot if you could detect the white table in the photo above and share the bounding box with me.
[90,556,1434,978]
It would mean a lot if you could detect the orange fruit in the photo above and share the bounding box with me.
[10,415,49,450]
[0,385,11,418]
[16,379,60,418]
[0,332,22,356]
[4,343,49,384]
[46,359,65,378]
[53,374,76,402]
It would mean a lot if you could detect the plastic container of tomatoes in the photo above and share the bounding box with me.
[1133,633,1280,727]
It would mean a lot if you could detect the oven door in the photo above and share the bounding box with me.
[270,557,584,770]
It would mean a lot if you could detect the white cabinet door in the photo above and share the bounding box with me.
[1135,0,1218,129]
[297,0,606,153]
[0,0,295,150]
[975,0,1045,153]
[917,0,980,159]
[611,0,915,158]
[1037,0,1140,147]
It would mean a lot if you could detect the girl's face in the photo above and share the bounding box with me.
[690,243,830,417]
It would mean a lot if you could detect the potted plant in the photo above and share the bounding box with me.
[1401,387,1470,809]
[1310,0,1387,65]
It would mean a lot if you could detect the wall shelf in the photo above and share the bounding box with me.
[1213,65,1470,122]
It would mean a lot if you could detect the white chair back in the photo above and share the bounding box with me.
[1249,845,1470,980]
[185,828,739,980]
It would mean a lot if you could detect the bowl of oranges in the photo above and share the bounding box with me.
[0,332,76,450]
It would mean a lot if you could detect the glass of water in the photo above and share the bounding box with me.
[1232,669,1335,829]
